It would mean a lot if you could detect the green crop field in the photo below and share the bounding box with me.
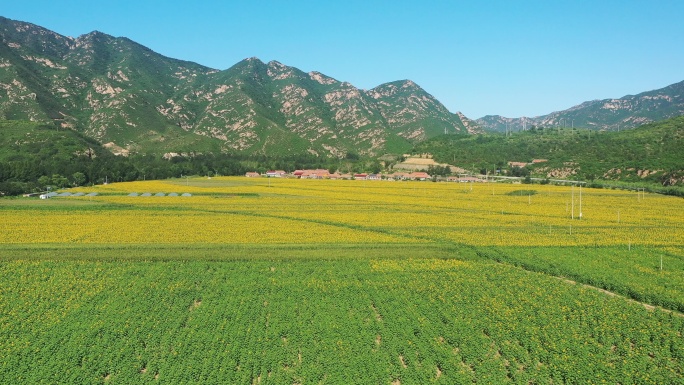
[1,178,682,384]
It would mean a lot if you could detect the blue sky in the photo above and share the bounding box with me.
[3,1,683,119]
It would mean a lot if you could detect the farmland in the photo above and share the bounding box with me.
[1,177,683,384]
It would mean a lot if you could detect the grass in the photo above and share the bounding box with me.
[0,243,460,262]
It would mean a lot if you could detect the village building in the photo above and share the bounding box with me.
[265,170,287,178]
[408,172,431,181]
[387,172,410,181]
[300,169,330,179]
[245,172,261,178]
[447,176,483,183]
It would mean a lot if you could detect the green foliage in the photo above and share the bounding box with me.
[0,120,380,195]
[427,164,451,177]
[72,172,86,187]
[345,152,359,161]
[479,246,684,312]
[1,177,683,382]
[505,190,537,196]
[0,245,682,383]
[414,116,684,186]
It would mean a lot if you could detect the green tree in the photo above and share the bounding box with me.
[51,174,69,188]
[369,161,382,174]
[37,175,51,189]
[345,152,359,161]
[72,172,86,187]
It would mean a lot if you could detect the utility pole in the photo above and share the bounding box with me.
[579,184,583,220]
[571,185,575,220]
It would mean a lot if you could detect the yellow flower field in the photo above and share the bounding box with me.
[1,177,682,247]
[2,177,683,384]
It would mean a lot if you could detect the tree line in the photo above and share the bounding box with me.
[0,151,361,196]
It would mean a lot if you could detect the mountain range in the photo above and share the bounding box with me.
[414,115,684,188]
[476,80,684,133]
[0,16,476,157]
[1,16,683,159]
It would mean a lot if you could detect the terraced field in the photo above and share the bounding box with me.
[1,177,682,384]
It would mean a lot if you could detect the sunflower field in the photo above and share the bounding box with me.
[0,177,682,384]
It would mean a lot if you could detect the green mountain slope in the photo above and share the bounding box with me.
[414,116,684,185]
[477,80,684,133]
[0,120,97,162]
[0,119,132,195]
[0,16,473,157]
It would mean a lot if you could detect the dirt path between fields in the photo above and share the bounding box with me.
[482,255,684,319]
[557,276,684,318]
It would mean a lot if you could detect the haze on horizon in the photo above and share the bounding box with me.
[3,0,683,119]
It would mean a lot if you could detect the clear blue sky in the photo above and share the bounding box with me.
[4,0,683,119]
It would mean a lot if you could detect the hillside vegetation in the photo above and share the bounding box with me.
[0,120,380,196]
[477,80,684,132]
[0,17,473,157]
[414,116,684,186]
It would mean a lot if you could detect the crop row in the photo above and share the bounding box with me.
[0,257,682,384]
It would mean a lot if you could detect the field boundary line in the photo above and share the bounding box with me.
[557,276,684,318]
[486,255,684,318]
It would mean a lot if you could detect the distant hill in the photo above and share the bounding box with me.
[0,16,475,157]
[477,80,684,133]
[413,116,684,186]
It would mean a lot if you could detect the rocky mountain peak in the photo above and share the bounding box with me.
[266,60,297,80]
[267,60,285,68]
[0,17,474,157]
[0,16,73,55]
[243,56,264,65]
[76,30,114,42]
[400,80,419,89]
[308,71,338,85]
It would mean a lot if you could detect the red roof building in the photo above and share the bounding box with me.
[408,172,431,180]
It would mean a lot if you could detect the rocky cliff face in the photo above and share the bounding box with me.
[477,80,684,133]
[0,17,474,156]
